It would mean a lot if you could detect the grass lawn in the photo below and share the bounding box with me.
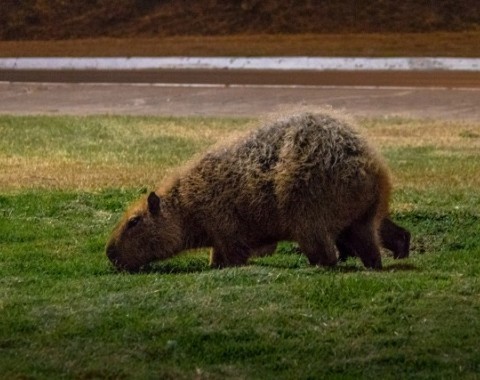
[1,115,479,379]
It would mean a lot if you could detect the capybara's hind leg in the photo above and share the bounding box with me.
[346,219,382,270]
[298,232,338,267]
[336,229,357,262]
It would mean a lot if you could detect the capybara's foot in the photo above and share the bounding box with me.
[300,236,338,267]
[361,254,383,270]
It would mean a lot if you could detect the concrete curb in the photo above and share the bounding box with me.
[1,57,479,71]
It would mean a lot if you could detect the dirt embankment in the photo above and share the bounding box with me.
[2,0,479,40]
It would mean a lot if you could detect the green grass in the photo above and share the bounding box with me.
[1,115,480,379]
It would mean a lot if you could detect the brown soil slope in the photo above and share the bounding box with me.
[2,0,479,40]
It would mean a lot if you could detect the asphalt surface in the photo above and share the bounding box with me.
[1,69,479,120]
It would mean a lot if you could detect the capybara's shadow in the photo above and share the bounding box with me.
[253,257,418,273]
[120,255,417,275]
[381,262,418,272]
[334,261,417,273]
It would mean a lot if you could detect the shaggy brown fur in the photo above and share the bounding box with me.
[106,111,395,272]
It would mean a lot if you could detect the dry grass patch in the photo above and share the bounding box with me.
[364,117,480,150]
[361,117,480,191]
[1,115,479,193]
[0,115,251,191]
[0,156,161,190]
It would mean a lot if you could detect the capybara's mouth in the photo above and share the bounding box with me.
[106,245,117,261]
[106,245,142,273]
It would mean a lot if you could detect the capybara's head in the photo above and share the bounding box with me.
[106,192,183,272]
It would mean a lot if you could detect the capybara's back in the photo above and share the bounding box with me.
[107,111,391,272]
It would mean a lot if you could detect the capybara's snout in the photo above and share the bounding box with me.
[105,242,144,273]
[106,243,123,270]
[106,244,118,262]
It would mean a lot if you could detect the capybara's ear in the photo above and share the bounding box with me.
[147,192,161,215]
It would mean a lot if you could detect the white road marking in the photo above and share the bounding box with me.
[1,57,479,71]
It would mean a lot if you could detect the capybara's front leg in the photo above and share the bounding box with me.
[209,242,250,268]
[298,233,338,267]
[209,248,226,268]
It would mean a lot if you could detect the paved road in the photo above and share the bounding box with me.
[1,69,479,120]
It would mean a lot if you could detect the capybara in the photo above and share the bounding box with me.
[107,111,399,272]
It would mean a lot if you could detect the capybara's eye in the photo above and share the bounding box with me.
[126,216,141,230]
